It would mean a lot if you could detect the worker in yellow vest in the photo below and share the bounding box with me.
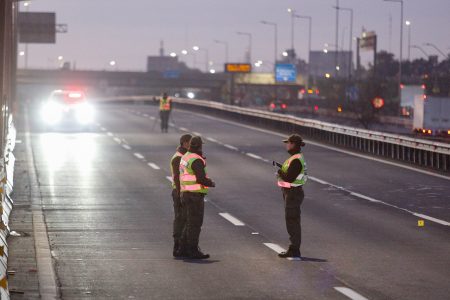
[276,134,308,258]
[170,134,192,257]
[159,92,172,133]
[179,136,215,259]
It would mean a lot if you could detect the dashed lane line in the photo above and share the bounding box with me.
[133,153,145,160]
[219,213,245,226]
[263,243,286,254]
[224,144,239,151]
[113,137,122,144]
[246,153,263,160]
[179,127,189,131]
[122,144,131,150]
[106,132,114,137]
[192,131,202,136]
[334,287,369,300]
[148,162,160,170]
[166,176,173,183]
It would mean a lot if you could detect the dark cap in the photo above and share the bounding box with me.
[180,134,192,145]
[189,136,204,148]
[283,134,305,147]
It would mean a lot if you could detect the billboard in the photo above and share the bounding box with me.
[19,12,56,43]
[225,63,252,73]
[275,64,297,83]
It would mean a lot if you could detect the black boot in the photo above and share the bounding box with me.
[278,247,301,258]
[173,240,180,257]
[187,247,210,259]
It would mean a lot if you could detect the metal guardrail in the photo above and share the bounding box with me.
[97,95,450,173]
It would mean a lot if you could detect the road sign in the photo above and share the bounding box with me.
[18,12,56,44]
[163,70,180,79]
[360,31,376,51]
[225,63,252,73]
[275,64,297,83]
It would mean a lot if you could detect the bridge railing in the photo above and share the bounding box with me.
[97,96,450,174]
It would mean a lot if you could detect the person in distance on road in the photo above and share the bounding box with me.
[170,134,192,257]
[179,136,215,259]
[159,92,172,133]
[276,134,308,258]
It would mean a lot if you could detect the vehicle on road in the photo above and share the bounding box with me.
[269,100,288,113]
[41,89,95,130]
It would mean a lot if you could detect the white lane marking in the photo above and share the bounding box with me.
[15,140,22,144]
[308,176,329,185]
[122,144,131,150]
[206,137,218,143]
[192,131,202,136]
[246,153,263,160]
[224,144,239,151]
[166,176,173,183]
[134,153,145,160]
[179,127,189,131]
[113,137,122,144]
[413,213,450,226]
[100,127,106,131]
[148,162,160,170]
[188,110,450,181]
[219,213,245,226]
[106,132,114,137]
[143,114,149,117]
[310,176,450,226]
[334,287,369,300]
[251,232,259,235]
[263,243,286,254]
[149,116,155,120]
[169,122,175,126]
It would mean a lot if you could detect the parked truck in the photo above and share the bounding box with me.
[413,95,450,137]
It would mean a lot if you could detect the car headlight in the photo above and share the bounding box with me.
[42,101,63,124]
[75,103,95,124]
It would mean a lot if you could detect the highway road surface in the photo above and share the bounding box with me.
[9,103,450,300]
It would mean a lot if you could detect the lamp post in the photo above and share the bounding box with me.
[193,46,209,73]
[411,45,429,58]
[405,20,411,61]
[260,21,278,67]
[236,31,252,63]
[384,0,404,101]
[337,7,353,79]
[214,39,229,64]
[334,0,340,77]
[423,43,446,58]
[293,15,312,63]
[287,8,295,54]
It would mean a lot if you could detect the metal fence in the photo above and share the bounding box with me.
[98,96,450,174]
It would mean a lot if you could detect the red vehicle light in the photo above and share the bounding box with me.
[314,105,319,111]
[281,104,287,109]
[270,103,276,109]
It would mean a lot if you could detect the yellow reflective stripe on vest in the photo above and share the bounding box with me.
[277,153,307,188]
[160,98,171,111]
[180,152,208,193]
[170,151,185,189]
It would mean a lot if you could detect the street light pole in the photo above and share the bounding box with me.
[287,8,295,53]
[294,15,312,63]
[384,0,403,101]
[214,39,229,64]
[236,31,252,63]
[424,43,446,58]
[193,46,209,73]
[338,7,353,79]
[261,21,278,67]
[406,20,411,61]
[411,45,429,58]
[335,0,340,77]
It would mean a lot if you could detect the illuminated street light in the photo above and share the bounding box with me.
[57,56,64,61]
[325,73,331,78]
[23,2,30,7]
[109,60,116,66]
[406,20,411,60]
[192,46,200,51]
[19,51,25,56]
[193,46,210,72]
[170,52,177,57]
[209,69,216,74]
[282,51,288,57]
[181,49,188,55]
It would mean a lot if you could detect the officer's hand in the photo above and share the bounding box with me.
[277,169,283,176]
[210,181,216,188]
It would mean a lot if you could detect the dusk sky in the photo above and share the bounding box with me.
[21,0,450,71]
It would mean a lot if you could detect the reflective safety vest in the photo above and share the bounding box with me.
[170,151,184,189]
[277,153,308,188]
[160,97,171,111]
[180,152,209,194]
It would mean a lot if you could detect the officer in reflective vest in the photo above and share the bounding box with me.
[159,92,172,133]
[276,134,308,258]
[170,134,192,257]
[179,136,215,259]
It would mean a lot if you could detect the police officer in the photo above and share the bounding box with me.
[170,134,192,257]
[159,92,172,133]
[276,134,308,258]
[179,136,215,259]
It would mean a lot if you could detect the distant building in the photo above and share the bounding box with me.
[147,56,182,73]
[309,50,352,78]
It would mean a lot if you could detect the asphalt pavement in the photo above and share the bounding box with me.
[8,103,450,300]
